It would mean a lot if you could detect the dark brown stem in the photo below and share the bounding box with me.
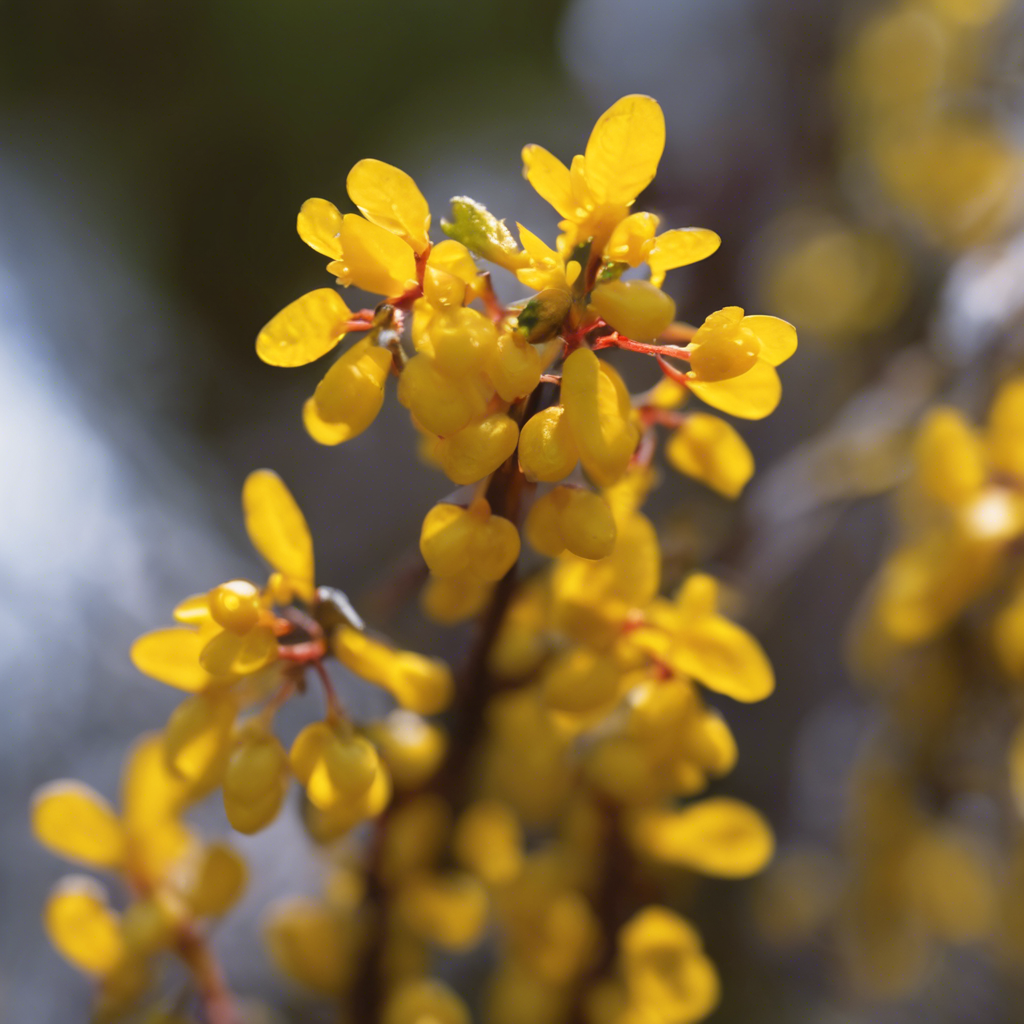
[348,384,547,1023]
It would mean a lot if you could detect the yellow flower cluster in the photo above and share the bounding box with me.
[843,0,1023,249]
[756,376,1024,998]
[258,94,798,538]
[35,96,793,1024]
[32,735,247,1020]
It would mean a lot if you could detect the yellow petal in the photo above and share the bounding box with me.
[45,876,125,975]
[665,414,755,498]
[121,732,189,827]
[200,626,276,676]
[987,376,1024,479]
[913,407,986,505]
[242,469,315,603]
[263,897,356,994]
[303,396,360,446]
[164,692,237,784]
[605,211,660,266]
[256,288,352,368]
[297,198,345,260]
[687,360,782,420]
[31,781,126,868]
[338,214,418,296]
[672,614,775,702]
[130,628,220,692]
[628,798,774,877]
[187,843,248,918]
[584,94,665,206]
[742,315,798,366]
[172,593,212,625]
[521,145,578,219]
[346,159,431,254]
[647,228,721,286]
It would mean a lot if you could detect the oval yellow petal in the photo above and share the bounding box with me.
[742,314,798,366]
[242,469,315,603]
[671,613,774,702]
[256,288,352,368]
[31,781,126,868]
[647,228,721,286]
[687,360,782,420]
[521,144,577,219]
[297,198,345,260]
[346,159,431,254]
[628,797,774,877]
[44,876,125,975]
[130,628,219,692]
[339,214,418,296]
[584,94,665,206]
[665,413,755,499]
[187,843,248,918]
[562,348,640,487]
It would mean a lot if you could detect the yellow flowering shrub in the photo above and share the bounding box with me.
[757,376,1024,999]
[34,96,795,1023]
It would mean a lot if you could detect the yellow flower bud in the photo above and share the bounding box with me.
[164,692,236,787]
[688,307,760,382]
[486,328,543,403]
[519,405,579,483]
[383,979,470,1024]
[561,349,639,487]
[427,307,498,377]
[419,499,520,582]
[207,580,262,635]
[590,279,676,341]
[541,646,621,715]
[421,572,492,625]
[397,353,490,437]
[223,731,289,834]
[453,800,524,887]
[525,487,617,560]
[366,710,447,790]
[618,906,720,1024]
[437,412,520,485]
[306,760,392,841]
[311,338,392,441]
[396,871,489,950]
[263,898,356,994]
[121,897,176,955]
[422,265,467,309]
[289,722,378,810]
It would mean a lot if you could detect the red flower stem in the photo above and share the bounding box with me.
[656,354,693,387]
[176,925,239,1024]
[638,406,687,428]
[311,657,345,723]
[593,333,691,361]
[479,272,507,323]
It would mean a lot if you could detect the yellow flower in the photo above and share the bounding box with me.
[685,306,798,420]
[522,95,720,277]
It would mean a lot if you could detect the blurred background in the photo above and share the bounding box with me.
[3,0,1024,1020]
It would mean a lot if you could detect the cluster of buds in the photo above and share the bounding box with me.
[35,96,795,1024]
[757,377,1024,998]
